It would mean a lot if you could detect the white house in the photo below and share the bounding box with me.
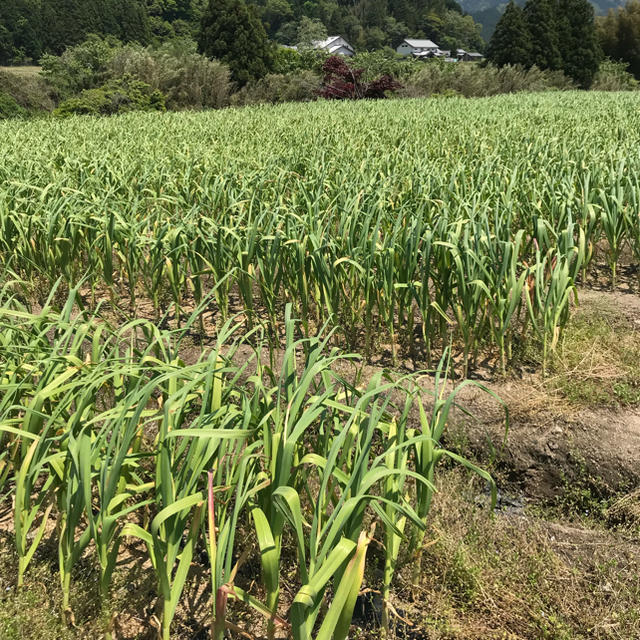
[396,38,440,57]
[312,36,355,57]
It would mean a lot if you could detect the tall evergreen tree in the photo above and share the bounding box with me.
[557,0,600,87]
[198,0,273,85]
[40,0,101,54]
[486,0,532,66]
[0,0,43,63]
[597,1,640,80]
[523,0,562,70]
[100,0,151,44]
[616,0,640,78]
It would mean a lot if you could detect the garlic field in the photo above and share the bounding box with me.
[1,92,639,639]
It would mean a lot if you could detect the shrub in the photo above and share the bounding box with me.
[403,61,574,98]
[108,40,231,109]
[41,36,231,111]
[40,34,123,98]
[592,59,639,91]
[0,91,28,119]
[271,46,304,73]
[231,70,321,106]
[54,75,165,117]
[351,49,419,82]
[318,55,402,100]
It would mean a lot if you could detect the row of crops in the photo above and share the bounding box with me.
[1,92,640,637]
[1,94,640,374]
[0,285,500,639]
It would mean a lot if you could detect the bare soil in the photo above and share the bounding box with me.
[450,380,640,499]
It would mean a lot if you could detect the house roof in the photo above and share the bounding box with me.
[402,38,439,49]
[414,48,447,58]
[313,36,354,52]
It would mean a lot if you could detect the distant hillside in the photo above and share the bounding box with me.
[1,0,485,66]
[460,0,624,39]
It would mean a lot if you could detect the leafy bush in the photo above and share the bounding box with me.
[271,46,304,73]
[351,48,420,82]
[319,55,402,100]
[108,39,231,109]
[40,36,231,111]
[272,45,329,74]
[403,61,574,98]
[40,34,123,98]
[231,69,321,105]
[0,91,28,119]
[592,59,639,91]
[54,75,165,117]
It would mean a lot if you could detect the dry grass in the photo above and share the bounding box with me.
[0,67,54,112]
[2,469,639,640]
[545,295,640,407]
[392,470,640,640]
[0,66,42,77]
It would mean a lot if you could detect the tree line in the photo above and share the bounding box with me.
[597,0,640,79]
[0,0,487,67]
[486,0,600,88]
[5,0,637,92]
[0,0,151,61]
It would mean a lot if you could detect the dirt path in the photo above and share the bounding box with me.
[453,381,640,498]
[441,284,640,502]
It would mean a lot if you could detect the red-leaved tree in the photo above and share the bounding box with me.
[318,56,402,100]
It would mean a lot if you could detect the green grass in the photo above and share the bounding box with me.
[0,535,99,640]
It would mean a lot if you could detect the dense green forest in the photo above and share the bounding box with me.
[0,0,484,65]
[486,0,601,87]
[483,0,640,86]
[597,0,640,77]
[460,0,623,40]
[0,0,151,61]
